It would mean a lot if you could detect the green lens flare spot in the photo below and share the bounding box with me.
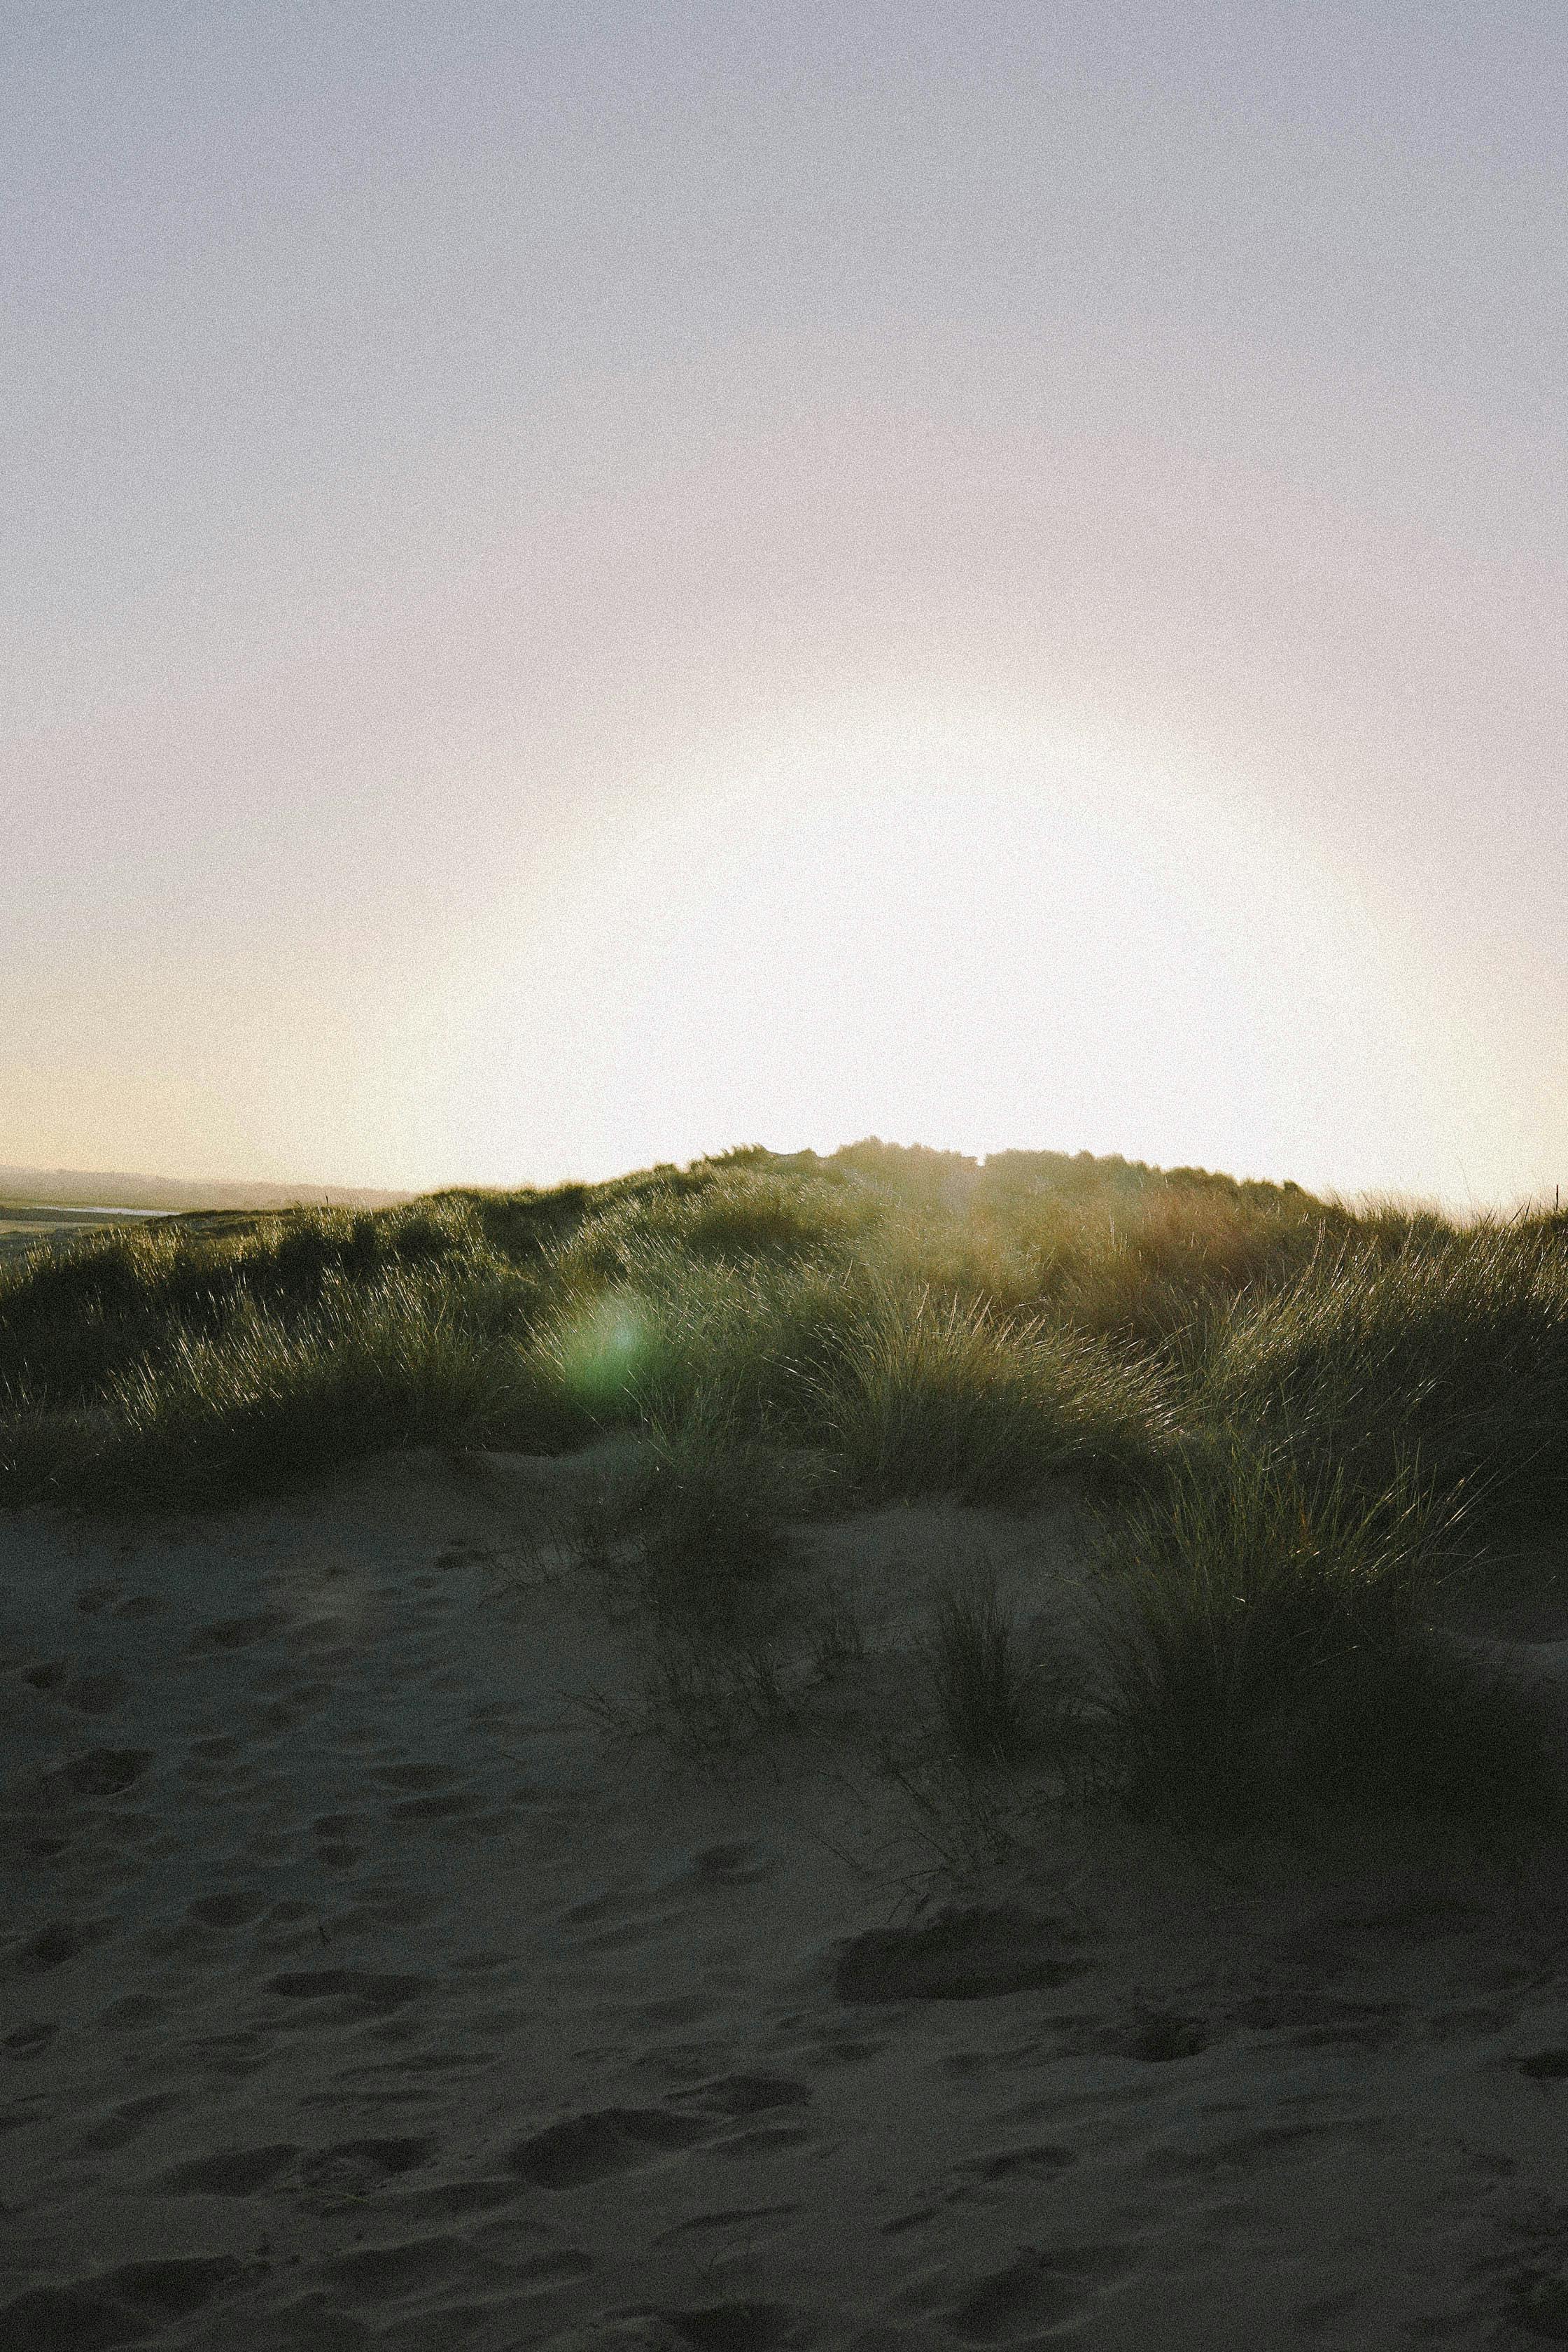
[559,1294,653,1408]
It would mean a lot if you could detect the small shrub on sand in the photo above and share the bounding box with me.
[1097,1436,1559,1832]
[562,1390,800,1624]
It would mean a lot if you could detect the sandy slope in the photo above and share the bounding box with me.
[6,1450,1568,2351]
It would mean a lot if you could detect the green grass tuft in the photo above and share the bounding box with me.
[628,1391,797,1618]
[920,1567,1065,1770]
[77,1271,575,1504]
[799,1281,1171,1504]
[1200,1214,1568,1532]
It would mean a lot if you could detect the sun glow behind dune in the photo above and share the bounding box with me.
[421,706,1448,1196]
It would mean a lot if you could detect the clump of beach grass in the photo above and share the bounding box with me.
[1197,1212,1568,1534]
[624,1390,798,1620]
[918,1565,1066,1771]
[0,1196,504,1412]
[798,1280,1172,1506]
[78,1269,575,1504]
[1095,1434,1560,1833]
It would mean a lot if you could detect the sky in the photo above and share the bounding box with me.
[5,1,1566,1203]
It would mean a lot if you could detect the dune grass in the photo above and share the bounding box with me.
[0,1196,504,1411]
[1096,1437,1559,1832]
[4,1142,1564,1833]
[1202,1210,1568,1530]
[76,1271,581,1505]
[918,1566,1074,1772]
[7,1146,1564,1541]
[615,1390,799,1620]
[797,1279,1172,1504]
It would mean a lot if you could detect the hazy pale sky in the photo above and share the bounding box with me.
[6,1,1566,1201]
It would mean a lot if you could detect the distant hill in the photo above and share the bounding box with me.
[0,1166,411,1214]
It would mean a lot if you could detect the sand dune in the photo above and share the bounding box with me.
[6,1450,1568,2348]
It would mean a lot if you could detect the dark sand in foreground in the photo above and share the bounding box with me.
[6,1450,1568,2348]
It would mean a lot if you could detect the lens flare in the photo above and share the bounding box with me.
[556,1294,655,1412]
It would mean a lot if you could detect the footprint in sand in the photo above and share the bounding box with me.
[1124,2012,1211,2064]
[323,2234,477,2302]
[550,2308,796,2352]
[668,2072,813,2118]
[76,2091,183,2152]
[958,2143,1079,2186]
[1517,2049,1568,2080]
[185,1609,289,1652]
[943,2244,1129,2343]
[54,1748,154,1798]
[677,1839,777,1888]
[508,2106,713,2188]
[654,2202,802,2248]
[158,2141,300,2194]
[312,1814,373,1865]
[5,2020,58,2057]
[9,1916,118,1975]
[267,1956,430,2013]
[386,1789,480,1821]
[0,2255,247,2351]
[510,2072,824,2196]
[835,1907,1082,2003]
[75,1581,125,1614]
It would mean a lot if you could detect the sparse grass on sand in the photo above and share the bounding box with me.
[4,1141,1565,1835]
[918,1564,1078,1773]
